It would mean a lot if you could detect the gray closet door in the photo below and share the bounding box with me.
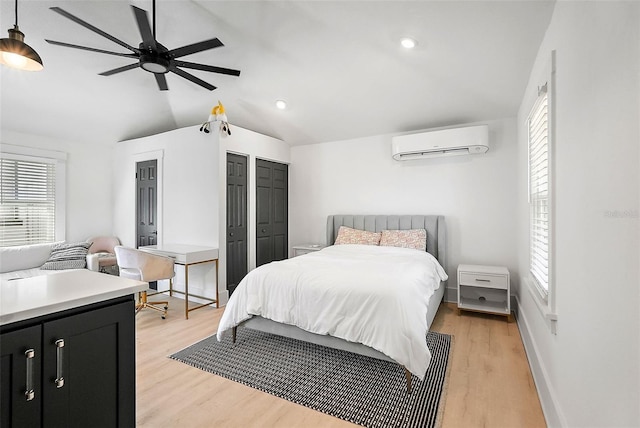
[256,159,288,267]
[226,153,248,296]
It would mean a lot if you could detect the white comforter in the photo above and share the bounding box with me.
[216,244,448,379]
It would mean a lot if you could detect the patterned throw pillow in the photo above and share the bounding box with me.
[41,242,92,270]
[334,226,381,246]
[380,229,427,251]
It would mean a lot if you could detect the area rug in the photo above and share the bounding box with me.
[170,328,452,428]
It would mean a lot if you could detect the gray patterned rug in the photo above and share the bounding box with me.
[171,328,452,428]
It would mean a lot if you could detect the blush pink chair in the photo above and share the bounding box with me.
[86,236,121,273]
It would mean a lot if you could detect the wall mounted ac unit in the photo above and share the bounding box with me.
[391,124,489,161]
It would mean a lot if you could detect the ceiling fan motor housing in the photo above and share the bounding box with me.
[139,43,170,74]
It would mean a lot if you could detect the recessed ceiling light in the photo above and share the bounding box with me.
[275,100,287,110]
[400,37,417,49]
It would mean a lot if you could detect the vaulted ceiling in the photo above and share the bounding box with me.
[0,1,555,146]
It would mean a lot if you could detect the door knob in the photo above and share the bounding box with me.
[261,229,267,233]
[229,232,234,237]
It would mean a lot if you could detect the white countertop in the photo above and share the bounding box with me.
[0,270,147,326]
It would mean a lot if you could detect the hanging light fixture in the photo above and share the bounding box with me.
[0,0,43,71]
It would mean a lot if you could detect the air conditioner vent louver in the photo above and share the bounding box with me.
[391,125,489,161]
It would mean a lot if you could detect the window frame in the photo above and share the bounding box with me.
[525,51,558,332]
[0,145,66,247]
[527,86,551,301]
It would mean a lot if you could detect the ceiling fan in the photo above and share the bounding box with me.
[45,0,240,91]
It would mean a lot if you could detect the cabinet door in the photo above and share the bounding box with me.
[0,325,42,427]
[42,300,135,428]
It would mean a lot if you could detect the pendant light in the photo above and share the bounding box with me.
[0,0,43,71]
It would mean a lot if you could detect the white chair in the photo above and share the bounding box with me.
[114,246,175,319]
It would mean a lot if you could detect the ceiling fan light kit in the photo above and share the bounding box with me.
[0,0,44,71]
[139,49,170,74]
[45,0,240,91]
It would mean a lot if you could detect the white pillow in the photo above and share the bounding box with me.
[41,242,92,270]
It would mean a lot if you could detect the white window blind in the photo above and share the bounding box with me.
[0,157,56,246]
[528,86,549,294]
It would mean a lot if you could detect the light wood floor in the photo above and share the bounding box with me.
[136,298,546,428]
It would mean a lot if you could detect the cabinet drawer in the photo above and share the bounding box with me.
[459,272,508,290]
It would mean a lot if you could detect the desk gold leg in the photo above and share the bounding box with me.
[215,259,219,308]
[185,264,189,320]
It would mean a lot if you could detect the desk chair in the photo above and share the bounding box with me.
[114,246,175,319]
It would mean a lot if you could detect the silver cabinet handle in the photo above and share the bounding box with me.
[475,278,491,282]
[25,349,35,401]
[55,339,65,388]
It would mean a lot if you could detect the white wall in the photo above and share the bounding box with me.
[1,130,113,242]
[289,118,519,298]
[113,126,220,302]
[113,123,290,305]
[516,2,640,427]
[113,127,220,247]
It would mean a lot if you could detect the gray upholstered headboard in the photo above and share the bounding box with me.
[326,215,447,270]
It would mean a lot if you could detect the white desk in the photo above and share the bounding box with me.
[139,244,219,319]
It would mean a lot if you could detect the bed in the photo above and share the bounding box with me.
[216,214,448,392]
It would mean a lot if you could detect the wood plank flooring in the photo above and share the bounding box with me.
[136,298,546,427]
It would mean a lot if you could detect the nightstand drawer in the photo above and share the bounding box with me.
[459,272,508,290]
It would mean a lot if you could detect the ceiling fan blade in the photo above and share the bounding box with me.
[166,38,223,59]
[170,67,216,91]
[132,6,156,50]
[50,7,139,54]
[45,40,139,58]
[99,63,140,76]
[173,60,241,76]
[155,73,169,91]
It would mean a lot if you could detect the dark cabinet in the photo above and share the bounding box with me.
[1,325,42,427]
[1,297,136,428]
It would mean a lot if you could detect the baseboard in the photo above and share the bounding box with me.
[515,294,566,427]
[444,286,457,303]
[218,289,229,306]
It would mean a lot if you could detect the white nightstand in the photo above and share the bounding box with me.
[292,244,325,257]
[457,264,511,322]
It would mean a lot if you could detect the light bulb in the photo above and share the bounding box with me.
[1,51,28,68]
[400,38,417,49]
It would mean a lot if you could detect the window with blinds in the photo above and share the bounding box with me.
[0,157,57,246]
[528,86,550,295]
